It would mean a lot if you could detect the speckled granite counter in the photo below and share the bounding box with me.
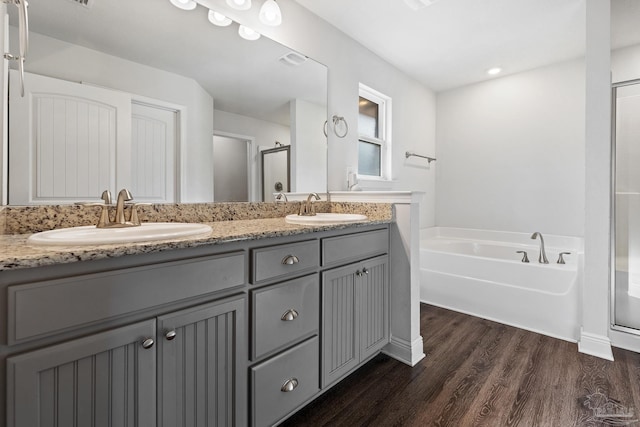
[0,202,393,271]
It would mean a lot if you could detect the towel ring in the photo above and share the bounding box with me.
[323,115,349,138]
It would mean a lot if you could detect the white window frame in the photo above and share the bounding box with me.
[358,83,392,181]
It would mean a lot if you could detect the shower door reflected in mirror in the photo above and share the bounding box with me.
[262,146,290,202]
[613,80,640,332]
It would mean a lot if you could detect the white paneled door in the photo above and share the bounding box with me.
[9,71,176,204]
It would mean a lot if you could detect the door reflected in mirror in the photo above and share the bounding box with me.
[5,0,327,205]
[262,146,290,202]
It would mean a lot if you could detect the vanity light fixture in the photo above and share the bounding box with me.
[238,25,260,40]
[208,9,232,27]
[487,67,502,75]
[169,0,197,11]
[226,0,251,11]
[259,0,282,26]
[403,0,439,11]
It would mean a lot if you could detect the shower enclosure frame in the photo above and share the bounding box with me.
[610,77,640,336]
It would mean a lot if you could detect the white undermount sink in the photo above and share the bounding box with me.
[285,213,367,225]
[27,222,213,246]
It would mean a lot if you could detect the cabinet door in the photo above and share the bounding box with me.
[158,296,247,427]
[321,264,359,388]
[6,319,157,427]
[359,256,389,361]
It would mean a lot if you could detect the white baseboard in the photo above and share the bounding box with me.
[578,328,614,361]
[383,335,425,366]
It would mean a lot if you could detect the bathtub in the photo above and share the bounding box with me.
[420,227,583,342]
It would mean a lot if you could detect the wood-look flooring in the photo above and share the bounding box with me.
[281,304,640,427]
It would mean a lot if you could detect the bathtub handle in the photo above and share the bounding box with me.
[516,251,530,263]
[557,252,571,264]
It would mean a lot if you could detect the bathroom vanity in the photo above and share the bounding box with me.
[0,218,390,427]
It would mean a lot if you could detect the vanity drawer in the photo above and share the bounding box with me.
[251,240,319,284]
[251,274,319,360]
[251,337,319,427]
[7,251,246,344]
[322,228,388,267]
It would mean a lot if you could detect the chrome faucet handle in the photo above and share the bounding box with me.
[100,189,112,205]
[557,252,571,264]
[127,202,151,226]
[516,250,529,263]
[78,202,111,228]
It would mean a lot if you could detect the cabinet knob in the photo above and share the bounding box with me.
[165,330,177,341]
[141,338,154,349]
[281,255,300,265]
[280,378,299,392]
[281,309,299,321]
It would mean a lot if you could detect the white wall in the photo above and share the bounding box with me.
[290,99,326,193]
[10,29,215,203]
[435,58,586,237]
[612,44,640,83]
[199,0,437,228]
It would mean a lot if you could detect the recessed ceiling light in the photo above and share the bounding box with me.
[403,0,439,11]
[487,67,502,76]
[259,0,282,26]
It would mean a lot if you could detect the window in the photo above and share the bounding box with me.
[358,84,391,180]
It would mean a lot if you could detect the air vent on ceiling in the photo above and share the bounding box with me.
[279,51,307,67]
[403,0,439,10]
[67,0,94,8]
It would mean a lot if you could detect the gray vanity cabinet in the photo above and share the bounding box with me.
[158,297,246,427]
[321,255,389,388]
[7,319,157,427]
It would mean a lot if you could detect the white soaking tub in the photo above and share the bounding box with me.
[420,227,583,341]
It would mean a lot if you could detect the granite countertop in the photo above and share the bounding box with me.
[0,217,391,271]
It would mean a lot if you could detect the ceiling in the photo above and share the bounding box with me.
[294,0,640,92]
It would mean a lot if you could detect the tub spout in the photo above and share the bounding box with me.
[530,232,549,264]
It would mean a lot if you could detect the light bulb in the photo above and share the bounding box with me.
[208,10,232,27]
[169,0,197,11]
[487,67,502,75]
[226,0,251,11]
[238,25,260,41]
[259,0,282,26]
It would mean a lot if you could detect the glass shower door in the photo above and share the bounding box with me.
[613,80,640,332]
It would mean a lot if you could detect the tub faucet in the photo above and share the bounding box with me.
[530,232,549,264]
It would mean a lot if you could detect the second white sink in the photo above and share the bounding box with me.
[285,213,367,225]
[27,222,213,246]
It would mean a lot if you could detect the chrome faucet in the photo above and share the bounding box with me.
[530,232,549,264]
[114,188,133,225]
[275,192,288,202]
[299,192,320,216]
[81,189,146,228]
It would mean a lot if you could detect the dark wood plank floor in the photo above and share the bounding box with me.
[281,304,640,427]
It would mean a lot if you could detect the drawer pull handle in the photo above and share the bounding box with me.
[281,378,299,392]
[141,338,155,349]
[281,255,300,265]
[165,330,177,341]
[281,309,299,321]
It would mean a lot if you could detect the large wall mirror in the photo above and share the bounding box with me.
[5,0,327,205]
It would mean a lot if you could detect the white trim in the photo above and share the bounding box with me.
[578,328,614,360]
[610,328,640,354]
[329,190,424,204]
[383,336,425,367]
[358,83,392,181]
